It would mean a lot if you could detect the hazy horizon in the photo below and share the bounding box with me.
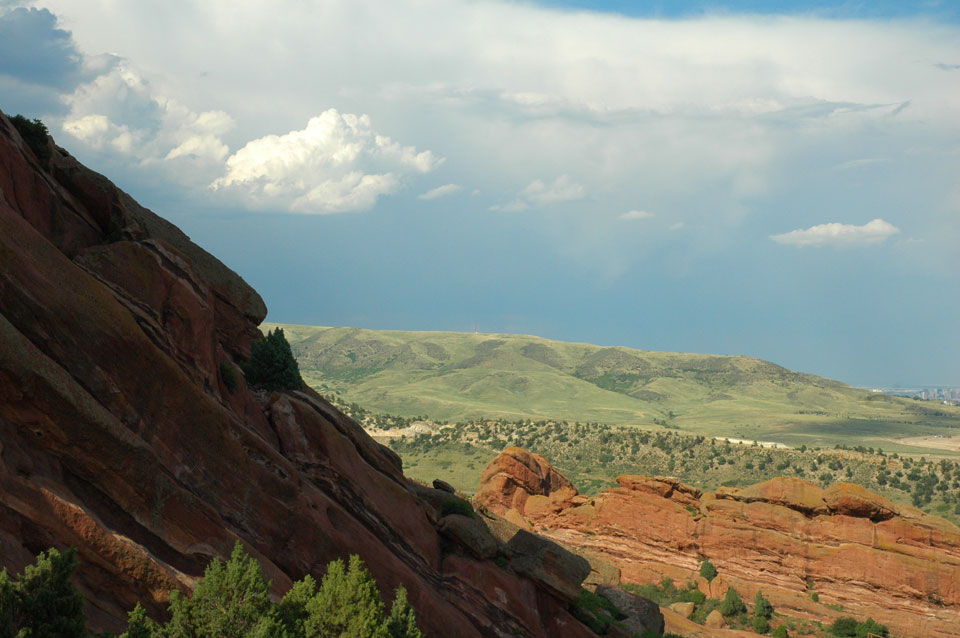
[3,0,957,387]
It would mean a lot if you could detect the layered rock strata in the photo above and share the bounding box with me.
[0,111,599,637]
[476,447,960,638]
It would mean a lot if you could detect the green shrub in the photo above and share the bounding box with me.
[830,617,858,637]
[854,618,888,638]
[570,589,620,634]
[699,559,718,582]
[753,615,771,634]
[772,625,789,638]
[720,587,746,617]
[753,590,773,619]
[242,327,302,391]
[0,547,86,638]
[810,592,819,602]
[690,598,722,625]
[439,497,475,518]
[10,115,51,166]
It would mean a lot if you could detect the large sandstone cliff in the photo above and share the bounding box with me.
[476,447,960,638]
[0,111,600,637]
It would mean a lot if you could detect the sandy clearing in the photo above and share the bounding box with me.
[892,434,960,452]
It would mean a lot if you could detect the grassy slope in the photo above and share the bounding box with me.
[268,322,960,450]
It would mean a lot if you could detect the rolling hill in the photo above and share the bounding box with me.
[267,323,960,448]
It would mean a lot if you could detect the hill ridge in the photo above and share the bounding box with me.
[268,323,959,448]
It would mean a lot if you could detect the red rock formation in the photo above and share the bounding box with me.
[476,449,960,638]
[0,111,598,638]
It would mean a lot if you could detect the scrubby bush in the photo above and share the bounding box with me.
[699,559,718,582]
[720,587,746,617]
[10,114,51,166]
[772,625,789,638]
[830,617,859,636]
[753,614,771,634]
[753,590,773,619]
[439,497,475,518]
[570,588,621,634]
[242,327,302,391]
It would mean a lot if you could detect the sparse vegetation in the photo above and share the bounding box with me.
[439,497,476,518]
[720,587,746,617]
[1,542,424,638]
[699,559,718,582]
[10,115,51,166]
[570,588,621,634]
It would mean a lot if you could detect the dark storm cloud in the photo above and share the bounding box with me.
[0,8,82,87]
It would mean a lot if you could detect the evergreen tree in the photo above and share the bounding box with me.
[120,603,158,638]
[166,541,278,638]
[386,587,424,638]
[0,568,14,638]
[277,575,317,637]
[699,559,718,582]
[7,547,86,638]
[753,590,773,619]
[242,328,302,391]
[10,115,51,166]
[752,615,771,635]
[720,587,746,617]
[305,556,388,638]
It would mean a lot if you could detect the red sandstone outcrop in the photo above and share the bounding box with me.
[476,449,960,638]
[0,111,599,638]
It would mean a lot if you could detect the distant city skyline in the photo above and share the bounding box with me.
[2,0,957,387]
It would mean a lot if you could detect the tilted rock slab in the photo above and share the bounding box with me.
[0,111,596,638]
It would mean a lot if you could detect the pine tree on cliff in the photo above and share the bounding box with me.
[752,590,773,634]
[386,587,425,638]
[720,587,747,617]
[166,541,280,638]
[305,555,389,638]
[242,327,302,391]
[0,547,87,638]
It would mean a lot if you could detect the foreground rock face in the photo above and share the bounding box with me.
[0,111,597,638]
[476,448,960,638]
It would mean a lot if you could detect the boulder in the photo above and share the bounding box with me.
[433,478,456,493]
[438,514,498,560]
[595,585,665,636]
[705,609,726,629]
[582,551,622,590]
[824,483,898,521]
[669,601,695,618]
[475,447,577,516]
[733,477,829,515]
[505,530,590,601]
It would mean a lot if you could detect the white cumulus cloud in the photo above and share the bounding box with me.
[620,210,655,220]
[418,183,461,200]
[770,218,900,247]
[211,109,441,214]
[491,175,585,212]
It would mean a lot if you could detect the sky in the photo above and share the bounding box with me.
[2,0,958,387]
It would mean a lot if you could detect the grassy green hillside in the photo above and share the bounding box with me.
[266,323,960,448]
